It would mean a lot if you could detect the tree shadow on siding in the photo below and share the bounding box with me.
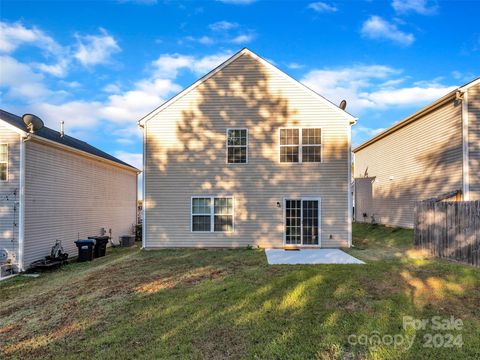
[355,101,466,227]
[146,52,349,246]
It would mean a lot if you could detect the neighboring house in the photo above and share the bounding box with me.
[353,77,479,228]
[139,48,356,249]
[0,110,139,271]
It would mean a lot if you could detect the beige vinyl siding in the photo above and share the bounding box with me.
[468,83,480,200]
[145,52,351,248]
[354,98,463,228]
[0,123,20,259]
[23,139,137,268]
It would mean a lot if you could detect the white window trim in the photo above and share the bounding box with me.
[191,195,235,233]
[278,127,323,163]
[226,128,248,164]
[283,197,322,247]
[0,143,8,182]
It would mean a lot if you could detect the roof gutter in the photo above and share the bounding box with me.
[28,134,141,173]
[353,90,457,153]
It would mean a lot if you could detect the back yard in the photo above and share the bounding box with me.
[1,224,479,359]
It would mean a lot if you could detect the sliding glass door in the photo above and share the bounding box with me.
[285,198,320,246]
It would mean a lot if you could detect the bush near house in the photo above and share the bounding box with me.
[0,224,479,359]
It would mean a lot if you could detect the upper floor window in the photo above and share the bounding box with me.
[279,128,322,163]
[227,129,247,164]
[0,144,7,181]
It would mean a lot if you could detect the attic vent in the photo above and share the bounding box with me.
[22,114,44,133]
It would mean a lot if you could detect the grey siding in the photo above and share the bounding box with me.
[468,83,480,200]
[23,139,137,268]
[354,99,463,228]
[145,52,351,248]
[0,122,20,264]
[354,178,374,223]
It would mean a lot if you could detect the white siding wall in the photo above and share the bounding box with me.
[145,53,351,248]
[468,83,480,200]
[0,123,21,264]
[23,140,137,267]
[354,99,463,228]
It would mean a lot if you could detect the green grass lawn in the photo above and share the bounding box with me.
[1,224,479,359]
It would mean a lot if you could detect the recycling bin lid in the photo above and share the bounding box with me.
[75,239,95,245]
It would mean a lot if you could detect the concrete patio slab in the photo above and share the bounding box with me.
[265,249,365,265]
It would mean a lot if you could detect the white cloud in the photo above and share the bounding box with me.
[103,83,121,93]
[114,151,143,170]
[302,64,456,113]
[153,54,195,78]
[230,34,254,44]
[152,51,233,79]
[0,21,62,54]
[198,36,215,45]
[74,28,121,66]
[392,0,438,15]
[361,16,415,46]
[0,55,53,99]
[192,52,233,74]
[34,58,69,77]
[0,21,69,77]
[308,2,338,13]
[101,78,181,123]
[365,86,456,106]
[353,125,385,139]
[287,62,304,70]
[31,100,102,129]
[209,21,239,31]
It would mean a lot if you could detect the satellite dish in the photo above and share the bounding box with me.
[339,100,347,110]
[22,114,44,133]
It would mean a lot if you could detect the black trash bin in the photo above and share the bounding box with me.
[74,239,95,261]
[88,236,110,258]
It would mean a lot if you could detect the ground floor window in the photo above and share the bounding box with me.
[192,196,233,232]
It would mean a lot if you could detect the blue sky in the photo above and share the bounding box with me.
[1,0,479,173]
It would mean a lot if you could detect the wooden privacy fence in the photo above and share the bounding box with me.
[414,201,480,267]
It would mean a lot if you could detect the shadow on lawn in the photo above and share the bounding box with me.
[1,246,479,360]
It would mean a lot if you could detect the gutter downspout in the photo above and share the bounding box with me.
[348,120,355,247]
[460,90,470,200]
[18,135,27,271]
[141,123,146,250]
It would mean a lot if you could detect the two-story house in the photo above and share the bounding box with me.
[139,49,356,248]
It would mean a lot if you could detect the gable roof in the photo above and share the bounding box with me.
[138,48,357,126]
[0,109,139,172]
[353,76,480,153]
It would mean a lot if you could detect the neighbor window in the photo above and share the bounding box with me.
[0,144,7,181]
[192,196,234,232]
[279,128,321,163]
[227,129,247,163]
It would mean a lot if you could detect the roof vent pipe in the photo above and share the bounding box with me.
[60,121,64,138]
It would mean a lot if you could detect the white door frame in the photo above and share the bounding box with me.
[283,197,321,247]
